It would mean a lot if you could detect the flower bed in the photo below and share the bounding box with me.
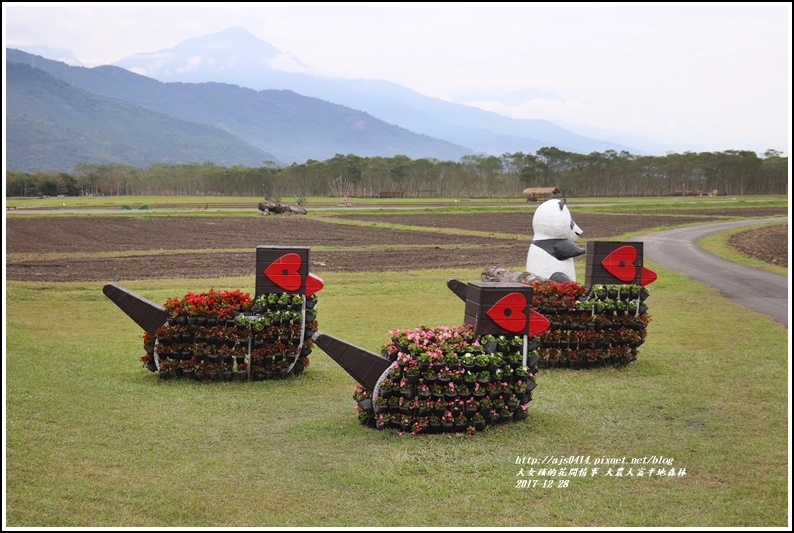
[529,281,651,368]
[353,324,539,435]
[140,288,318,381]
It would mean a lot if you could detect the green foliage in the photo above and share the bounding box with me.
[7,149,789,199]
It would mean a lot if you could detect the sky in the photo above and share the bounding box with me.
[3,2,792,156]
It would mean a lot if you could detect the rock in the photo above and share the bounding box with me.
[258,201,307,215]
[481,266,547,284]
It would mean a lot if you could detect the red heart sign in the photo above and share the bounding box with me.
[528,309,551,336]
[640,266,657,287]
[485,292,527,333]
[264,253,303,291]
[305,273,325,297]
[601,245,638,282]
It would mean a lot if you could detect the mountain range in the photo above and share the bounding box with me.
[6,27,640,172]
[113,27,640,156]
[6,60,279,171]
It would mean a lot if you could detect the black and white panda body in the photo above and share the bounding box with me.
[526,198,585,282]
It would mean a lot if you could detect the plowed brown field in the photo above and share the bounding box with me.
[5,207,787,282]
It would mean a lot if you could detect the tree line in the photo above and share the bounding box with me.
[5,148,788,199]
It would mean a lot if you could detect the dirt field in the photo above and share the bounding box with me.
[728,223,789,267]
[5,208,787,282]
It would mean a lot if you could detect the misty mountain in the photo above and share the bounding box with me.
[6,61,278,172]
[448,87,564,107]
[113,26,640,155]
[7,47,473,168]
[11,44,86,66]
[553,120,675,156]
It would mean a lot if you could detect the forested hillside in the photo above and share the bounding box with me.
[6,62,276,171]
[6,48,473,167]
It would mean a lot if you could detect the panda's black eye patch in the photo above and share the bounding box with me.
[570,221,575,230]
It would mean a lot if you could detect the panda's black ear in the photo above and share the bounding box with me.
[558,198,566,210]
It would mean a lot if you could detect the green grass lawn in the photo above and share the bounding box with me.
[5,261,788,527]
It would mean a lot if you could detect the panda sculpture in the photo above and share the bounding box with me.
[526,198,585,283]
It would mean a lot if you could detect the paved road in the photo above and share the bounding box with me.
[631,217,789,328]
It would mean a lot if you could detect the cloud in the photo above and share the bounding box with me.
[176,55,205,74]
[466,96,784,155]
[264,52,312,74]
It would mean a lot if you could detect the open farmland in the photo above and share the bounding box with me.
[5,206,787,281]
